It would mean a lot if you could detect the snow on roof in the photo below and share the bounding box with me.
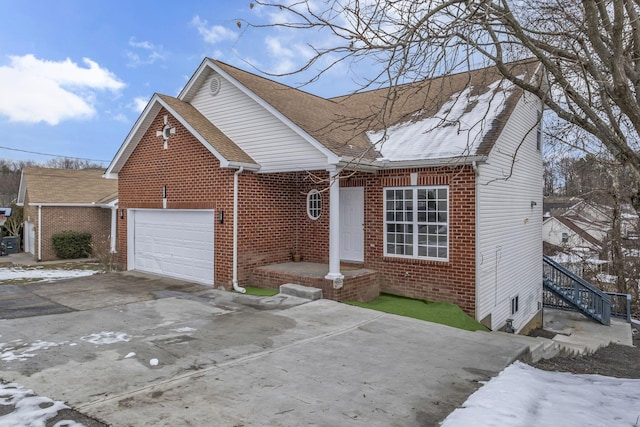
[369,79,516,161]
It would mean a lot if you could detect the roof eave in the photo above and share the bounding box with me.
[105,96,161,176]
[379,155,487,170]
[226,161,261,171]
[16,170,27,204]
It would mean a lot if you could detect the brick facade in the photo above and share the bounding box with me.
[23,192,112,261]
[117,108,478,315]
[349,166,477,315]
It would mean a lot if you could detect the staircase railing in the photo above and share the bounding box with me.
[543,255,611,325]
[606,292,632,323]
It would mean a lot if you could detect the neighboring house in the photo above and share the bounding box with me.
[105,58,544,333]
[543,215,603,254]
[17,168,118,261]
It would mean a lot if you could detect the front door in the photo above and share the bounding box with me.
[339,187,364,262]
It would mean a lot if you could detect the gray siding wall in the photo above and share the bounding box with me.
[476,91,544,332]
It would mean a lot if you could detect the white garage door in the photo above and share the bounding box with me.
[130,210,214,285]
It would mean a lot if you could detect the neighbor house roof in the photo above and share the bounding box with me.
[555,216,603,249]
[17,167,118,205]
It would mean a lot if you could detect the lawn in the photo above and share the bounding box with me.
[348,294,488,332]
[243,286,279,297]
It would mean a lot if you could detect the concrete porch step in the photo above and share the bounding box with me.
[279,283,323,300]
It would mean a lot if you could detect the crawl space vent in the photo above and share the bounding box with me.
[210,76,221,96]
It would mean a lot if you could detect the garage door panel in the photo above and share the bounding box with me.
[131,210,214,285]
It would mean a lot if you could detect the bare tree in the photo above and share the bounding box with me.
[248,0,640,212]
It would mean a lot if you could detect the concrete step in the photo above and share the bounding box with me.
[492,332,559,363]
[279,283,323,300]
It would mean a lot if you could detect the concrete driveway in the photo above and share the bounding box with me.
[0,272,529,426]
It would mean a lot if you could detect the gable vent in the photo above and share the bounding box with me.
[210,76,221,96]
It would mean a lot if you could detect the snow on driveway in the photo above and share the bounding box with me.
[0,267,96,282]
[441,361,640,427]
[0,382,85,427]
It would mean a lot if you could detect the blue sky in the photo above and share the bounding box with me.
[0,1,361,166]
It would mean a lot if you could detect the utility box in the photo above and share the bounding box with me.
[2,236,19,254]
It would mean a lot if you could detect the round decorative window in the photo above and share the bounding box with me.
[307,189,322,220]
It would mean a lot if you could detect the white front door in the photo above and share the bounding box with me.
[128,209,215,285]
[340,187,364,262]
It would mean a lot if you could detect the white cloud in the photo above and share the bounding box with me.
[127,37,167,67]
[0,54,125,125]
[131,96,148,113]
[191,15,237,44]
[264,36,315,75]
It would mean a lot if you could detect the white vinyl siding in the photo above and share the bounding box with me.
[190,71,330,172]
[476,92,543,332]
[384,186,449,260]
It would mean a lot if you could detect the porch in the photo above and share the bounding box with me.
[250,262,380,302]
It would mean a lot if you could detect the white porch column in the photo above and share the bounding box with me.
[325,168,344,287]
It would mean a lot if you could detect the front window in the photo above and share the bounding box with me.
[384,186,449,260]
[307,189,322,220]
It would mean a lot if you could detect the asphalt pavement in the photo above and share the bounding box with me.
[0,271,530,426]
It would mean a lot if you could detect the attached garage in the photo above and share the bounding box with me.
[128,209,215,285]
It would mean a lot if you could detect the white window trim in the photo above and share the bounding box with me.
[383,185,449,261]
[307,189,322,220]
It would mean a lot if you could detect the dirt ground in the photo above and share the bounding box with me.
[531,330,640,379]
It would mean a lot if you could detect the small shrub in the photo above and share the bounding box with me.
[51,231,92,259]
[91,238,118,272]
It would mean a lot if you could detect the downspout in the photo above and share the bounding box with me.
[110,207,117,253]
[472,161,480,323]
[37,204,42,262]
[232,167,246,293]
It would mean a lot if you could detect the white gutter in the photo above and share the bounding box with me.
[37,205,42,261]
[232,167,246,293]
[27,203,113,208]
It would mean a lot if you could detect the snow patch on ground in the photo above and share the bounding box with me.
[80,331,130,345]
[0,267,97,282]
[440,361,640,427]
[0,340,64,362]
[0,382,85,427]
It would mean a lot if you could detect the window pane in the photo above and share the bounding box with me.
[385,186,447,259]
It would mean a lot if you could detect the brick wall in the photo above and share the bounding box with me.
[22,192,112,261]
[117,108,477,314]
[40,206,111,261]
[344,166,477,316]
[117,109,330,288]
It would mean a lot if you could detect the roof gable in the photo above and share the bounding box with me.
[105,94,258,177]
[19,167,118,205]
[206,59,539,166]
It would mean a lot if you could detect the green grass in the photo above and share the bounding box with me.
[347,293,489,332]
[243,286,279,297]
